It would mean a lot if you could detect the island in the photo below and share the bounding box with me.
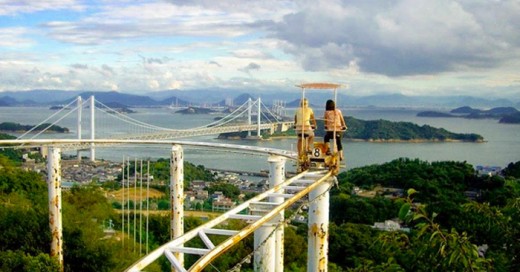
[499,112,520,124]
[341,117,483,142]
[417,106,520,124]
[416,111,455,118]
[49,105,71,110]
[219,116,484,142]
[0,122,69,133]
[176,107,218,114]
[103,102,136,114]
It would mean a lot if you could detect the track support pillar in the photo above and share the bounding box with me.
[170,145,184,267]
[269,155,285,272]
[47,147,64,271]
[307,177,333,272]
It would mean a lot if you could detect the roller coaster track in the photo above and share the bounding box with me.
[0,139,334,271]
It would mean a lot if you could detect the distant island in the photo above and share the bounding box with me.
[417,106,520,124]
[0,122,69,133]
[176,107,218,114]
[341,117,483,142]
[101,102,136,114]
[49,105,71,110]
[416,111,456,118]
[499,112,520,124]
[219,116,484,142]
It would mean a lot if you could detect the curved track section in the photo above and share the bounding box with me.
[0,139,333,271]
[126,169,332,272]
[0,139,297,159]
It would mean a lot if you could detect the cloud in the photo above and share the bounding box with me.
[271,0,520,77]
[39,1,273,46]
[100,64,115,77]
[70,63,88,70]
[231,49,272,59]
[0,27,33,47]
[147,58,163,64]
[0,0,85,16]
[238,62,261,74]
[2,0,519,97]
[209,61,222,67]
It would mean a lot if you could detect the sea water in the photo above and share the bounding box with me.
[1,106,519,172]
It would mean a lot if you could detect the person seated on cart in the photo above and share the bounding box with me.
[323,99,347,161]
[294,98,316,157]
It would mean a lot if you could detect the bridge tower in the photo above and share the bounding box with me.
[248,98,252,137]
[246,97,264,139]
[257,97,261,137]
[76,96,82,161]
[90,96,96,161]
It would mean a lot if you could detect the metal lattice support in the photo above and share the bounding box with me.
[125,169,332,272]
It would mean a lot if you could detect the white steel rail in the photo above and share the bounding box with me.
[0,139,297,159]
[126,169,332,272]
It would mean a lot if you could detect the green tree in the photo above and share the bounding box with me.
[328,223,379,268]
[208,183,240,200]
[395,189,492,271]
[284,226,307,269]
[0,250,60,272]
[502,161,520,178]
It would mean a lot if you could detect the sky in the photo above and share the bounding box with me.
[0,0,519,98]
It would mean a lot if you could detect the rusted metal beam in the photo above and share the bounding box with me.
[189,171,332,271]
[125,170,321,271]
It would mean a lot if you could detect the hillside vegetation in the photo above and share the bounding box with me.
[417,106,520,124]
[0,122,69,133]
[341,117,483,142]
[267,116,484,142]
[2,152,519,271]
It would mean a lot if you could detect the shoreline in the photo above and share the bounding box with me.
[225,135,485,143]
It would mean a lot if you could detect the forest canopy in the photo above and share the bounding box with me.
[1,153,519,271]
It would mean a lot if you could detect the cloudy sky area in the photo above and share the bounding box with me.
[0,0,519,98]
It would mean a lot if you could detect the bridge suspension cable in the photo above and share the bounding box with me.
[189,100,251,129]
[14,96,292,145]
[17,98,83,140]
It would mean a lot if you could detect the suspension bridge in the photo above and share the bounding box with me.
[0,95,338,272]
[16,96,294,159]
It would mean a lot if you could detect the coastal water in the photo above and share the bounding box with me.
[1,106,519,172]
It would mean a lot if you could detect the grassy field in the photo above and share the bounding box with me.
[115,209,220,219]
[107,187,165,202]
[108,188,220,218]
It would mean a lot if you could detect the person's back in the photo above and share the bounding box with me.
[294,98,316,157]
[323,99,346,160]
[295,106,314,130]
[324,109,343,131]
